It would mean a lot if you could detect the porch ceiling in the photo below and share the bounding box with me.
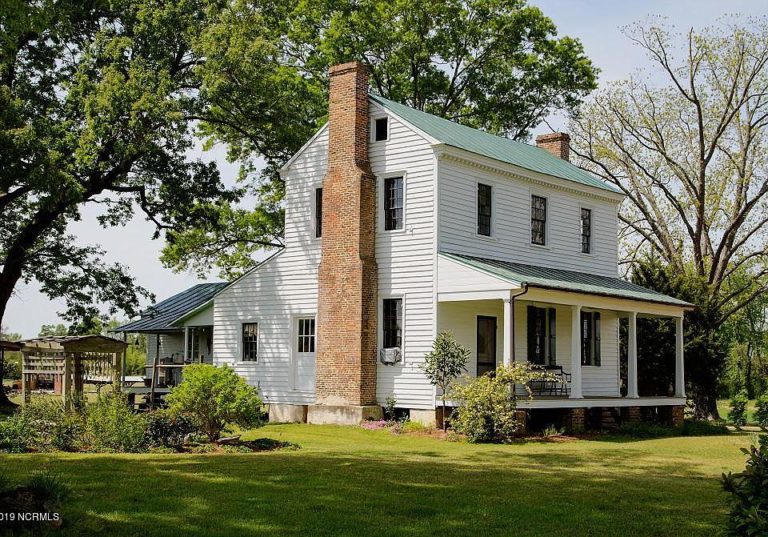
[438,252,693,310]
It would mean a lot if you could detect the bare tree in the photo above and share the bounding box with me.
[570,17,768,417]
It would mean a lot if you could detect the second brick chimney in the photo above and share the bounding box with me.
[536,132,571,161]
[310,61,380,422]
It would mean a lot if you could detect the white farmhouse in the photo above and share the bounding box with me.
[118,61,692,430]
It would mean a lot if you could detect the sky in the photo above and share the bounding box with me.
[4,0,767,338]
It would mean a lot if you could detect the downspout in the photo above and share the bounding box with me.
[509,283,529,362]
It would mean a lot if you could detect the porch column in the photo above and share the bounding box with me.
[675,316,685,397]
[503,297,513,366]
[627,311,639,398]
[570,304,583,399]
[183,326,190,362]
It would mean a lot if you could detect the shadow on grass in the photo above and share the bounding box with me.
[0,445,729,537]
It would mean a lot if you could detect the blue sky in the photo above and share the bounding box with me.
[4,0,767,337]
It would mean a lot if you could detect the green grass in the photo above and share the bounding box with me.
[0,424,757,536]
[717,398,758,424]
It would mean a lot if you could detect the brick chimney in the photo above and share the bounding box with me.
[310,61,380,422]
[536,132,571,161]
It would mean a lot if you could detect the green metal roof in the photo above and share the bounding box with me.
[370,94,621,195]
[114,283,227,333]
[440,252,692,307]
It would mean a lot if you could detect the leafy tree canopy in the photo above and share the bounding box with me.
[162,0,598,278]
[0,0,239,331]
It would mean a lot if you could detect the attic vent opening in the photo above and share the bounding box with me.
[374,117,388,141]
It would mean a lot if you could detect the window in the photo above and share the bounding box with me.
[374,117,388,141]
[531,195,547,245]
[384,176,404,231]
[580,208,591,253]
[581,311,601,366]
[242,322,259,362]
[315,187,323,238]
[383,298,402,349]
[527,306,556,365]
[477,183,492,236]
[186,328,200,362]
[297,318,316,353]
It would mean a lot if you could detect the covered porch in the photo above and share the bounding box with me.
[113,282,225,407]
[437,252,693,415]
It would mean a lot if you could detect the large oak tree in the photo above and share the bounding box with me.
[0,0,240,403]
[570,18,768,417]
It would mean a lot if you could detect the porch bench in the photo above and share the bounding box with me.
[529,365,571,396]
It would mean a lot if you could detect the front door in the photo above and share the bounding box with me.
[477,316,497,376]
[293,317,317,392]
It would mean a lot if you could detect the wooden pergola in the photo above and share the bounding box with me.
[19,335,127,407]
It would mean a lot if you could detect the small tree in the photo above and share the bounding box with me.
[422,332,470,430]
[754,395,768,430]
[729,391,749,428]
[166,364,262,442]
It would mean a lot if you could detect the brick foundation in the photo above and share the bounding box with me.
[313,61,379,413]
[515,410,528,434]
[626,406,642,424]
[566,408,586,433]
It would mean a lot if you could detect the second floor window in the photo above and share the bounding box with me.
[315,188,323,238]
[581,208,591,253]
[383,298,403,349]
[242,322,259,362]
[531,195,547,245]
[477,183,492,236]
[374,117,388,141]
[384,176,404,231]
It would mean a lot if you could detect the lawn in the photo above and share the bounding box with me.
[0,424,757,536]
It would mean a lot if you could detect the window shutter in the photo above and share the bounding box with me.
[527,306,536,363]
[547,308,556,365]
[580,312,589,366]
[594,312,601,366]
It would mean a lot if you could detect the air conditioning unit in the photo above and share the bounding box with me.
[379,347,402,365]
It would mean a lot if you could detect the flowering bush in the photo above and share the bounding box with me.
[451,363,556,443]
[361,419,388,430]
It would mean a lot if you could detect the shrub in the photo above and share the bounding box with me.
[20,398,85,451]
[166,364,263,442]
[384,393,397,422]
[541,424,564,438]
[680,419,729,437]
[722,435,768,536]
[0,413,33,453]
[729,391,749,427]
[144,409,196,449]
[87,392,147,452]
[451,363,553,443]
[755,396,768,429]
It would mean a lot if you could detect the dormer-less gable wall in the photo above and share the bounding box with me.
[437,155,620,278]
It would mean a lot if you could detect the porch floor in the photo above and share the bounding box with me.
[517,396,686,409]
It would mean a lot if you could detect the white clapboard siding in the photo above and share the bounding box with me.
[438,300,620,397]
[438,157,620,277]
[370,101,437,409]
[146,333,185,367]
[212,127,327,406]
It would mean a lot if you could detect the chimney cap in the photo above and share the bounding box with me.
[329,61,369,77]
[535,132,570,144]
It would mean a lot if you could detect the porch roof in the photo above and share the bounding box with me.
[439,252,693,308]
[114,283,226,333]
